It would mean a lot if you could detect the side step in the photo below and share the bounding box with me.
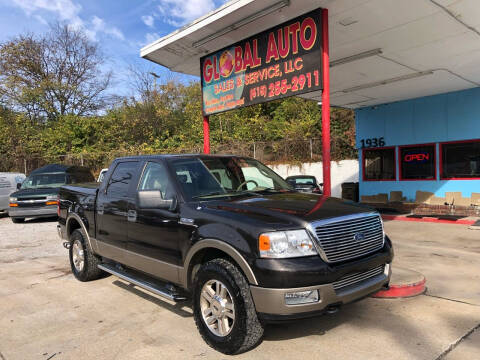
[98,263,188,302]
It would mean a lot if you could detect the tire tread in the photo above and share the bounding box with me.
[70,228,104,281]
[193,258,263,354]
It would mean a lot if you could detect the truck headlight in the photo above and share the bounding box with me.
[259,230,317,258]
[9,197,18,207]
[46,195,57,201]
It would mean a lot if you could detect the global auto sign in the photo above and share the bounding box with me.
[200,8,323,116]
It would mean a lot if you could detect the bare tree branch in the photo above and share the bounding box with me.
[0,22,111,121]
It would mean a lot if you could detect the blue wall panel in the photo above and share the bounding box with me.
[356,87,480,200]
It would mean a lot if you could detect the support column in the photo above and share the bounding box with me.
[203,115,210,154]
[321,8,331,197]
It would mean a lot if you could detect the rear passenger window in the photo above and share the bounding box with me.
[108,161,138,195]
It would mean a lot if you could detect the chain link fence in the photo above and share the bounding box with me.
[3,138,356,176]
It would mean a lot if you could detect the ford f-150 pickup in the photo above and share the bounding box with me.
[57,154,393,354]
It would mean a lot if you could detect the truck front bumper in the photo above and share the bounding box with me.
[251,263,391,321]
[8,206,57,219]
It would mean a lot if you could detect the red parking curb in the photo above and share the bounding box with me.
[372,278,426,298]
[381,214,476,225]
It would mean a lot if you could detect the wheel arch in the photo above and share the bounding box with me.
[182,239,258,290]
[66,213,96,252]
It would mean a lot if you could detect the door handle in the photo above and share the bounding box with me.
[97,204,104,215]
[127,210,137,222]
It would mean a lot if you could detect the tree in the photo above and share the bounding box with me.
[0,23,111,121]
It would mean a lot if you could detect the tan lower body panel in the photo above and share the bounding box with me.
[250,267,391,316]
[95,240,183,285]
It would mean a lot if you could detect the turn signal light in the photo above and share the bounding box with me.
[46,201,59,206]
[258,234,271,251]
[9,203,18,207]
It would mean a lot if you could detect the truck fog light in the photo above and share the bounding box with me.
[285,290,319,305]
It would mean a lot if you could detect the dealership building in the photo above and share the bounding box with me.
[142,0,480,211]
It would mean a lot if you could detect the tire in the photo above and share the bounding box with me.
[193,258,264,354]
[11,217,25,223]
[69,228,104,282]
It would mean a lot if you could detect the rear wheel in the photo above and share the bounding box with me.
[69,229,104,282]
[193,258,264,354]
[11,217,25,223]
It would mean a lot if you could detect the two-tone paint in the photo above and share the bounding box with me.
[58,155,393,320]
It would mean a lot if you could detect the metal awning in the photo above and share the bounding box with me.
[141,0,480,108]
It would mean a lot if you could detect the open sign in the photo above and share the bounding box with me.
[404,152,430,162]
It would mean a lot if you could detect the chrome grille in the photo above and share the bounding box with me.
[333,265,385,292]
[312,214,384,263]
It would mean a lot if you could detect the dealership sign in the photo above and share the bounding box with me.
[200,8,323,116]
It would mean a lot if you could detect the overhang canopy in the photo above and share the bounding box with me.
[141,0,480,108]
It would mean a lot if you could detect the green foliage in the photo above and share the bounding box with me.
[0,79,357,172]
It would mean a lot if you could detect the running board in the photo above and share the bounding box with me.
[98,263,188,302]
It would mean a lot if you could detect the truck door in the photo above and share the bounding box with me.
[126,160,183,283]
[95,160,140,261]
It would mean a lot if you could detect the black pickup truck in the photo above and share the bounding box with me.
[58,154,393,354]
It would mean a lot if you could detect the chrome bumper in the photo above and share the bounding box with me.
[8,206,57,218]
[251,264,391,316]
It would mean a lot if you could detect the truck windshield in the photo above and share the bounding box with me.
[169,157,292,200]
[21,173,66,189]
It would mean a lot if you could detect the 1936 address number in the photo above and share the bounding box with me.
[360,137,385,148]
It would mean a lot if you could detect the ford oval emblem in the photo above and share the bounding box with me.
[353,232,365,242]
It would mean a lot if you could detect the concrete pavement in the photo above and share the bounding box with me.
[0,216,479,359]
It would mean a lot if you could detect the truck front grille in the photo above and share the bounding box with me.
[311,214,384,263]
[333,265,385,292]
[17,197,48,208]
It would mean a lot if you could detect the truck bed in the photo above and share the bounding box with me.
[61,182,99,195]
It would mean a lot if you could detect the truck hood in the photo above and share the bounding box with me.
[204,192,374,228]
[10,187,60,199]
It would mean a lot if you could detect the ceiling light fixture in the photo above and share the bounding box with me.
[330,48,382,67]
[342,71,434,93]
[193,0,290,49]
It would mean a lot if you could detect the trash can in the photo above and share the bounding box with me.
[341,182,359,202]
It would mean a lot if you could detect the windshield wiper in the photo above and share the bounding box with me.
[248,188,284,194]
[192,191,259,199]
[192,191,228,199]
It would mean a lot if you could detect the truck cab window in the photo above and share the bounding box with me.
[169,157,291,200]
[138,162,173,199]
[108,161,138,195]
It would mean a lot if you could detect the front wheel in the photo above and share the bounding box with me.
[193,258,264,354]
[11,217,25,223]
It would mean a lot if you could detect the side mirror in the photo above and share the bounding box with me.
[17,183,22,190]
[137,190,177,211]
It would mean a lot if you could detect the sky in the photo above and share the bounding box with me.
[0,0,227,97]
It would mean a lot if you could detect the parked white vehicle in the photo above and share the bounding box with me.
[97,168,109,182]
[0,173,26,214]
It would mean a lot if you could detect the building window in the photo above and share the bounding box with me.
[363,148,396,181]
[441,140,480,179]
[399,144,436,180]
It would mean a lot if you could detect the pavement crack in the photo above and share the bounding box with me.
[424,293,480,307]
[434,323,480,360]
